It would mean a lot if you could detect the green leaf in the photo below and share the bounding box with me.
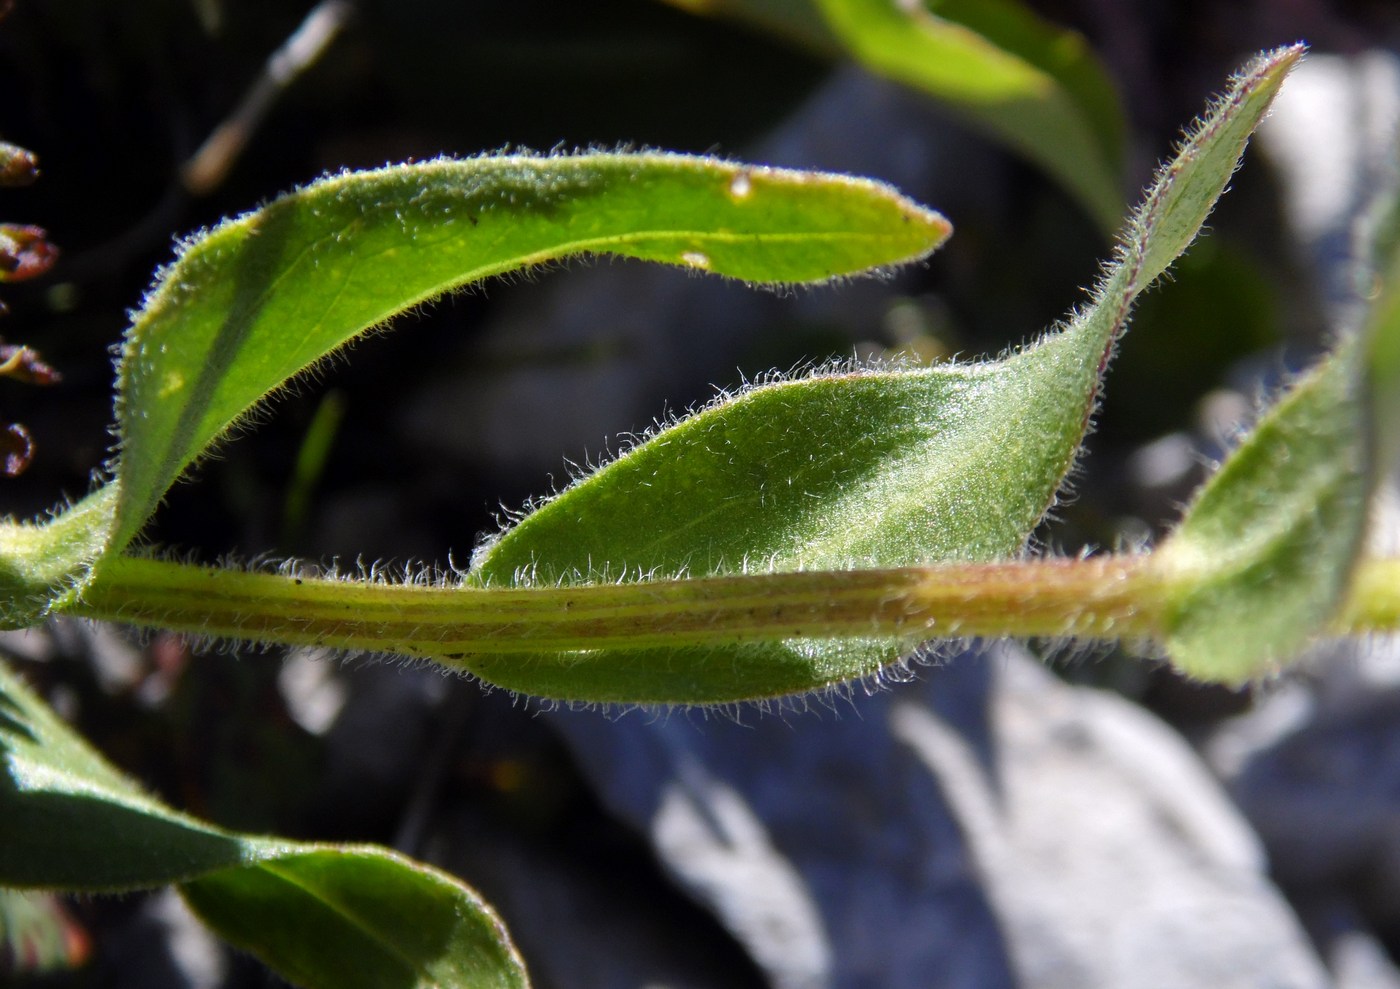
[660,0,1127,232]
[0,661,529,988]
[183,847,528,989]
[0,486,116,628]
[0,153,949,627]
[1153,123,1400,682]
[111,153,949,557]
[0,652,244,890]
[1365,184,1400,480]
[461,47,1302,703]
[463,354,1101,703]
[1152,344,1370,682]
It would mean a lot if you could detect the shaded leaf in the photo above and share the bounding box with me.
[184,847,528,989]
[0,661,529,988]
[0,658,250,890]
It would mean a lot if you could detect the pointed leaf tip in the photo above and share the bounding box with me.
[1133,43,1304,287]
[454,47,1312,703]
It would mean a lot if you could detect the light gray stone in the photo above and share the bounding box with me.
[546,643,1327,988]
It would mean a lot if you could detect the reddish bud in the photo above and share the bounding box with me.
[0,421,34,476]
[0,225,58,282]
[0,142,38,186]
[0,344,59,385]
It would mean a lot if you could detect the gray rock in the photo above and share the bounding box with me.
[546,643,1327,988]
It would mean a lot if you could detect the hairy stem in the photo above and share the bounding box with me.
[71,555,1154,651]
[63,554,1399,660]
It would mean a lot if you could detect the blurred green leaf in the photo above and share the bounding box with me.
[660,0,1126,231]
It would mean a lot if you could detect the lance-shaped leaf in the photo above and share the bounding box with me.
[111,153,949,557]
[1152,344,1370,682]
[0,661,528,988]
[461,47,1302,703]
[659,0,1126,232]
[0,154,949,628]
[1153,147,1400,682]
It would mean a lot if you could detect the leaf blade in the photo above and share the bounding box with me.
[111,153,949,556]
[0,658,248,890]
[182,847,529,989]
[814,0,1124,230]
[0,661,528,987]
[1152,106,1400,681]
[1152,344,1370,681]
[461,48,1303,703]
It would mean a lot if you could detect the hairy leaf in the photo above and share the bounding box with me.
[112,153,948,555]
[462,47,1302,702]
[0,154,948,627]
[0,662,528,988]
[1153,344,1369,681]
[1154,134,1400,681]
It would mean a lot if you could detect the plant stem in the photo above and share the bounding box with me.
[64,554,1399,659]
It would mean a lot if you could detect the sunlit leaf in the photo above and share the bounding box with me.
[112,152,948,556]
[0,154,949,628]
[1154,130,1400,682]
[461,47,1302,702]
[1153,344,1369,681]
